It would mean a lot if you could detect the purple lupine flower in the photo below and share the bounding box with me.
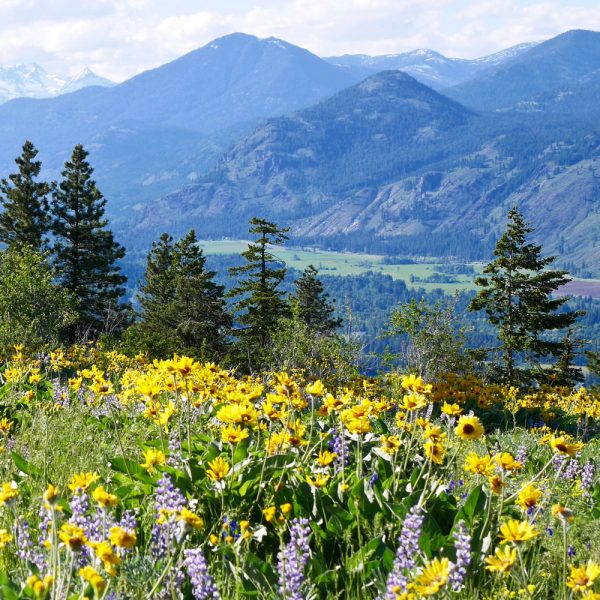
[449,521,471,591]
[568,546,576,558]
[328,428,347,471]
[151,474,186,557]
[157,565,185,600]
[369,471,379,486]
[184,548,220,599]
[515,446,527,466]
[15,519,46,572]
[425,403,434,420]
[168,432,183,469]
[581,462,595,496]
[383,505,424,599]
[562,456,580,480]
[278,518,311,600]
[552,453,567,471]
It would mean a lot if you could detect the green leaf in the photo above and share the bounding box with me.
[11,452,43,478]
[455,484,486,528]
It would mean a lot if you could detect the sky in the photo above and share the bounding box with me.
[1,0,600,81]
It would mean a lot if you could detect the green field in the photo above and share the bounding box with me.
[198,240,480,293]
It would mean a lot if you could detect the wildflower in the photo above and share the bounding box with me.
[280,503,293,516]
[216,402,258,426]
[442,402,462,416]
[92,486,118,508]
[263,506,277,522]
[401,374,432,394]
[344,416,372,434]
[384,505,424,597]
[26,574,54,598]
[414,557,451,596]
[449,521,471,591]
[551,504,574,524]
[206,457,230,481]
[92,540,121,576]
[516,484,543,510]
[79,566,106,594]
[68,472,100,493]
[278,518,311,600]
[43,484,59,507]
[494,452,523,472]
[423,441,446,464]
[485,545,517,573]
[0,529,12,548]
[306,474,330,488]
[454,415,484,440]
[0,418,13,435]
[305,380,325,396]
[316,450,337,466]
[178,507,205,531]
[402,393,428,411]
[58,523,87,551]
[567,561,600,593]
[549,435,582,458]
[109,525,137,549]
[141,447,167,474]
[221,424,250,444]
[381,435,402,454]
[0,481,19,506]
[184,547,221,599]
[464,452,494,476]
[498,519,538,544]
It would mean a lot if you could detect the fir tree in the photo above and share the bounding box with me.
[291,265,341,334]
[0,140,51,251]
[469,207,582,384]
[135,230,231,359]
[50,144,127,340]
[228,218,289,370]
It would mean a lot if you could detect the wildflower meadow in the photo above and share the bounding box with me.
[0,345,599,599]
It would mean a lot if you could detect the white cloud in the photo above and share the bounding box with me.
[0,0,597,80]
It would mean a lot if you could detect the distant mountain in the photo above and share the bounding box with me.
[132,65,600,274]
[324,42,538,89]
[0,33,363,218]
[0,64,113,103]
[446,30,600,111]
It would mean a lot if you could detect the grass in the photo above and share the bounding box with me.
[198,240,481,293]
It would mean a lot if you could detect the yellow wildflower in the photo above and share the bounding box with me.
[206,456,230,481]
[68,472,100,493]
[92,486,118,508]
[498,520,538,544]
[140,447,167,474]
[485,545,517,573]
[567,562,600,593]
[413,557,450,596]
[454,415,484,440]
[108,525,137,549]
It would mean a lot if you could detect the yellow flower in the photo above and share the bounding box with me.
[423,425,445,442]
[423,441,446,464]
[108,525,137,549]
[454,415,484,440]
[344,416,371,434]
[68,472,100,493]
[549,435,582,457]
[59,523,88,551]
[567,562,600,593]
[305,380,325,396]
[441,402,462,416]
[221,424,250,444]
[498,520,538,544]
[464,452,494,476]
[92,486,118,508]
[0,529,12,548]
[488,475,505,495]
[306,473,330,488]
[140,447,167,474]
[0,418,14,435]
[401,373,432,394]
[280,503,292,515]
[381,435,402,454]
[43,484,59,506]
[92,540,121,576]
[485,545,517,573]
[79,566,106,593]
[216,402,259,426]
[316,450,337,466]
[263,506,277,522]
[89,377,114,396]
[171,355,199,378]
[26,574,54,598]
[402,392,428,411]
[494,452,523,472]
[516,484,543,510]
[178,507,204,530]
[413,557,450,595]
[551,504,574,524]
[206,456,230,481]
[0,481,19,506]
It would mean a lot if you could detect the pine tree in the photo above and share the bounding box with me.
[135,230,231,359]
[228,218,289,370]
[0,140,51,251]
[50,144,127,340]
[469,207,582,384]
[291,265,341,334]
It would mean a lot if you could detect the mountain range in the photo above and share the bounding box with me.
[0,64,113,103]
[0,30,599,275]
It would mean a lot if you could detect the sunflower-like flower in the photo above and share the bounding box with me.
[413,557,450,596]
[381,435,402,454]
[59,523,88,551]
[206,456,230,481]
[306,473,330,488]
[178,507,205,530]
[549,435,582,458]
[567,561,600,593]
[140,448,167,474]
[221,424,250,444]
[92,486,118,508]
[316,450,338,466]
[91,540,121,576]
[516,484,543,511]
[454,415,484,441]
[551,504,575,524]
[423,441,446,465]
[498,519,538,544]
[68,472,100,493]
[108,525,137,549]
[79,566,106,594]
[0,482,19,506]
[0,529,12,549]
[464,452,494,476]
[485,545,517,573]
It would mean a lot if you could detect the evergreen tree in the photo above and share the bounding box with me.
[0,140,51,251]
[228,218,289,370]
[135,230,231,359]
[50,144,127,340]
[291,265,342,334]
[469,207,582,384]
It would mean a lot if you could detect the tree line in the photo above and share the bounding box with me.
[1,141,598,385]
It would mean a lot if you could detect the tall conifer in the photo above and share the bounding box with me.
[0,140,51,251]
[50,144,127,340]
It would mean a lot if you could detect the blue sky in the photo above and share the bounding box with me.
[1,0,599,80]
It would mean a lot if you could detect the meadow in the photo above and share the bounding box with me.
[0,346,599,599]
